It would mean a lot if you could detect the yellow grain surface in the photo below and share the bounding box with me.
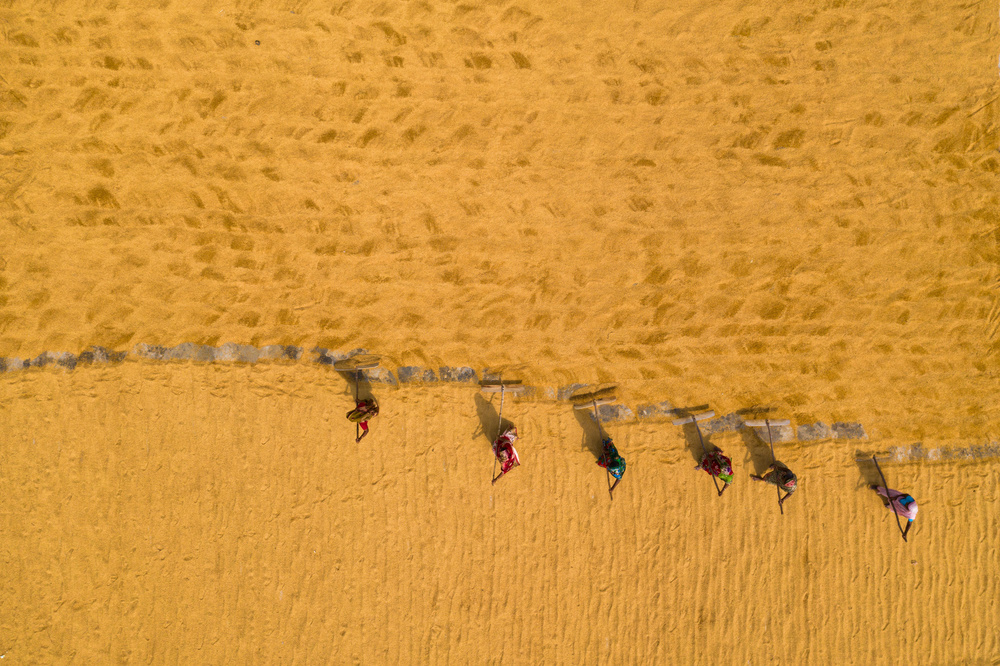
[1,0,999,662]
[2,366,999,664]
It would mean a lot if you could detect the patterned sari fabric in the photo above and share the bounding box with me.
[597,439,626,480]
[698,451,733,485]
[494,427,520,474]
[347,398,379,423]
[764,462,797,493]
[876,487,918,522]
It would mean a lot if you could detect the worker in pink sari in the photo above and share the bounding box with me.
[871,485,918,538]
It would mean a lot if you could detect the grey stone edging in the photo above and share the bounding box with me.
[858,442,1000,463]
[0,343,867,442]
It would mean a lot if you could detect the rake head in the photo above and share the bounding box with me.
[333,354,381,371]
[568,384,618,405]
[671,410,715,426]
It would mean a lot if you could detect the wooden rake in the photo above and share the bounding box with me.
[334,354,381,441]
[872,455,908,542]
[673,411,721,496]
[572,387,619,499]
[481,377,525,485]
[745,419,791,514]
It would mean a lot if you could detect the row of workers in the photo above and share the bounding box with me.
[344,394,917,537]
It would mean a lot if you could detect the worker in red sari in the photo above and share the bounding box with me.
[492,425,520,485]
[347,397,379,443]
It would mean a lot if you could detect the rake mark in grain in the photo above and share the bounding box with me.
[53,27,77,44]
[733,131,765,149]
[86,186,120,208]
[987,297,1000,342]
[194,246,217,263]
[934,107,960,126]
[754,154,787,167]
[465,54,492,69]
[731,17,770,37]
[373,22,407,45]
[358,129,380,147]
[73,88,111,111]
[230,236,253,251]
[862,111,884,126]
[421,213,440,233]
[510,52,531,69]
[420,52,444,67]
[10,33,40,47]
[218,165,245,181]
[89,158,115,177]
[628,196,653,212]
[773,129,804,149]
[630,57,661,73]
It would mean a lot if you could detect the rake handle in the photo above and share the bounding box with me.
[872,455,907,542]
[693,420,723,496]
[765,420,783,515]
[491,380,506,484]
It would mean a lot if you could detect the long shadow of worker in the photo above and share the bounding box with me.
[681,421,722,466]
[336,368,375,404]
[668,405,716,465]
[665,404,713,464]
[854,452,884,492]
[740,427,776,477]
[573,406,605,460]
[474,393,515,452]
[854,453,907,521]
